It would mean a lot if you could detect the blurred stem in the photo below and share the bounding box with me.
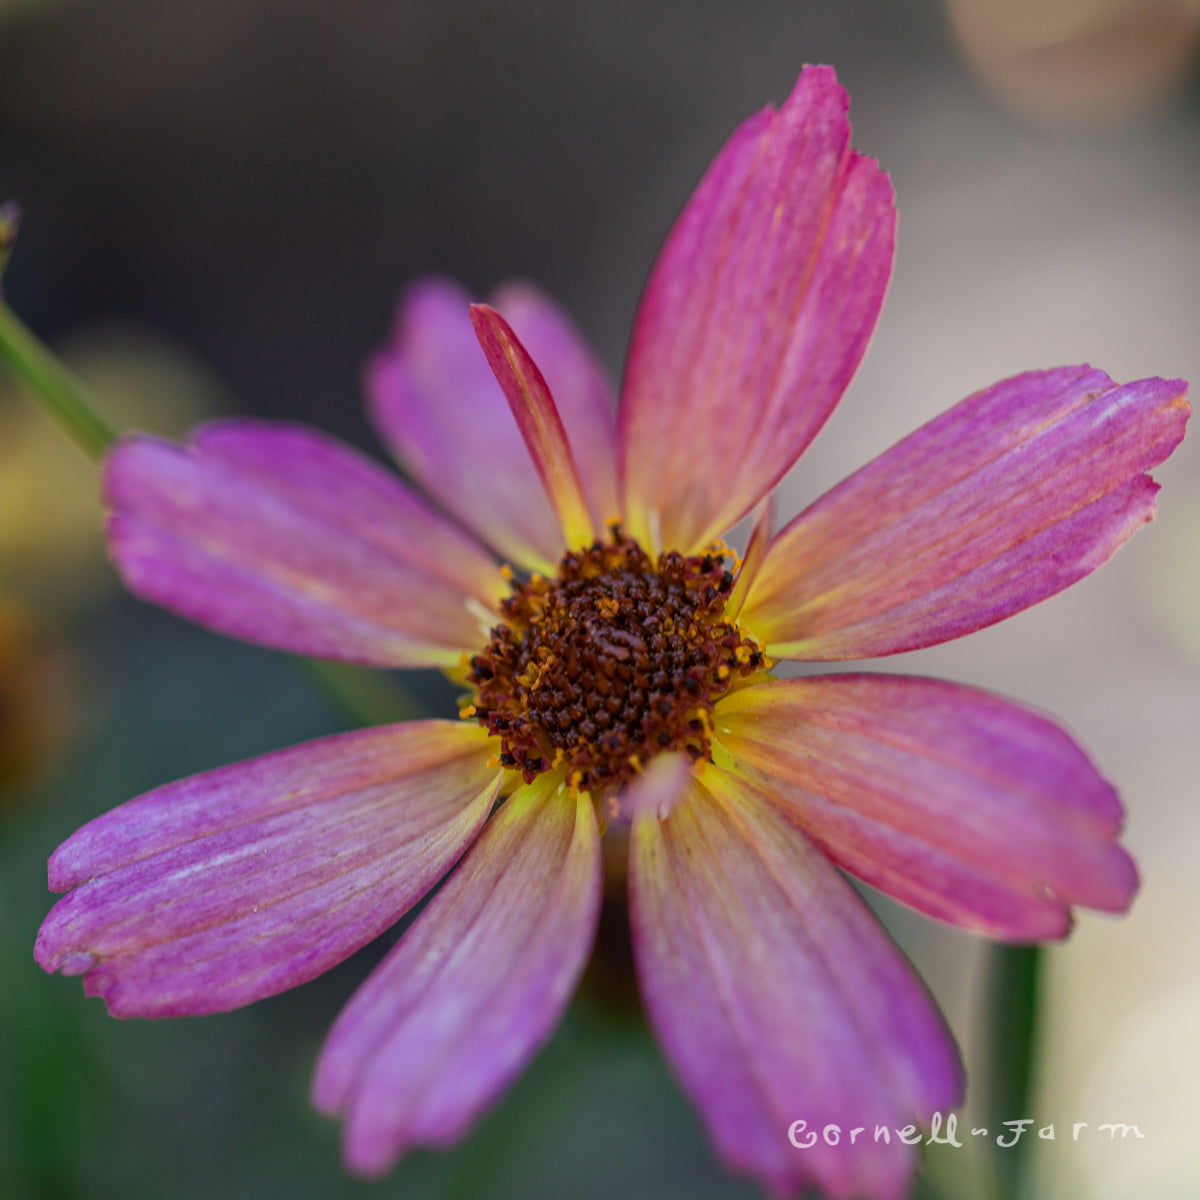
[0,301,116,460]
[983,943,1042,1200]
[301,659,427,726]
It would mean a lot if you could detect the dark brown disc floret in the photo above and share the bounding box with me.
[466,531,766,794]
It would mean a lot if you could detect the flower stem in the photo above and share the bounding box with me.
[0,301,116,461]
[300,660,427,726]
[983,943,1042,1200]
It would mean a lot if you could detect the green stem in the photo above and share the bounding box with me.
[0,301,116,460]
[300,659,427,726]
[982,943,1042,1200]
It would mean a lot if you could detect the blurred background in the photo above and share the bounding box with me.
[0,1,1198,1197]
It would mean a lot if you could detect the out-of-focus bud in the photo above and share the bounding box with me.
[0,594,71,791]
[0,202,20,287]
[944,0,1200,127]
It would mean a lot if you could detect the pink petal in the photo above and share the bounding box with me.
[312,776,602,1177]
[629,765,962,1200]
[619,65,895,556]
[741,367,1190,659]
[35,721,499,1016]
[194,421,503,605]
[105,425,505,668]
[714,675,1137,940]
[491,280,619,526]
[470,304,595,549]
[367,276,617,572]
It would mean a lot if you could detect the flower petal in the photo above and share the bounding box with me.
[313,776,602,1177]
[470,304,595,549]
[619,65,895,555]
[106,425,504,667]
[629,765,962,1200]
[367,276,617,571]
[714,675,1137,940]
[194,420,503,605]
[491,280,619,527]
[35,721,500,1016]
[741,367,1190,659]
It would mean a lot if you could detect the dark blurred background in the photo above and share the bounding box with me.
[0,0,953,443]
[1,2,1198,1198]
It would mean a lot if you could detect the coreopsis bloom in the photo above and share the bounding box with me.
[36,66,1188,1200]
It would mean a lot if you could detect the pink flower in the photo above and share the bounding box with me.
[36,66,1188,1200]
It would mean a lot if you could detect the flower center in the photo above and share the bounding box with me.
[466,531,766,794]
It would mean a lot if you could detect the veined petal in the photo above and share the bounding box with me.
[367,277,617,572]
[714,675,1137,940]
[491,280,619,527]
[36,721,499,1016]
[619,65,895,555]
[629,765,962,1200]
[194,421,503,606]
[470,304,595,549]
[313,776,602,1178]
[741,367,1190,659]
[106,426,504,668]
